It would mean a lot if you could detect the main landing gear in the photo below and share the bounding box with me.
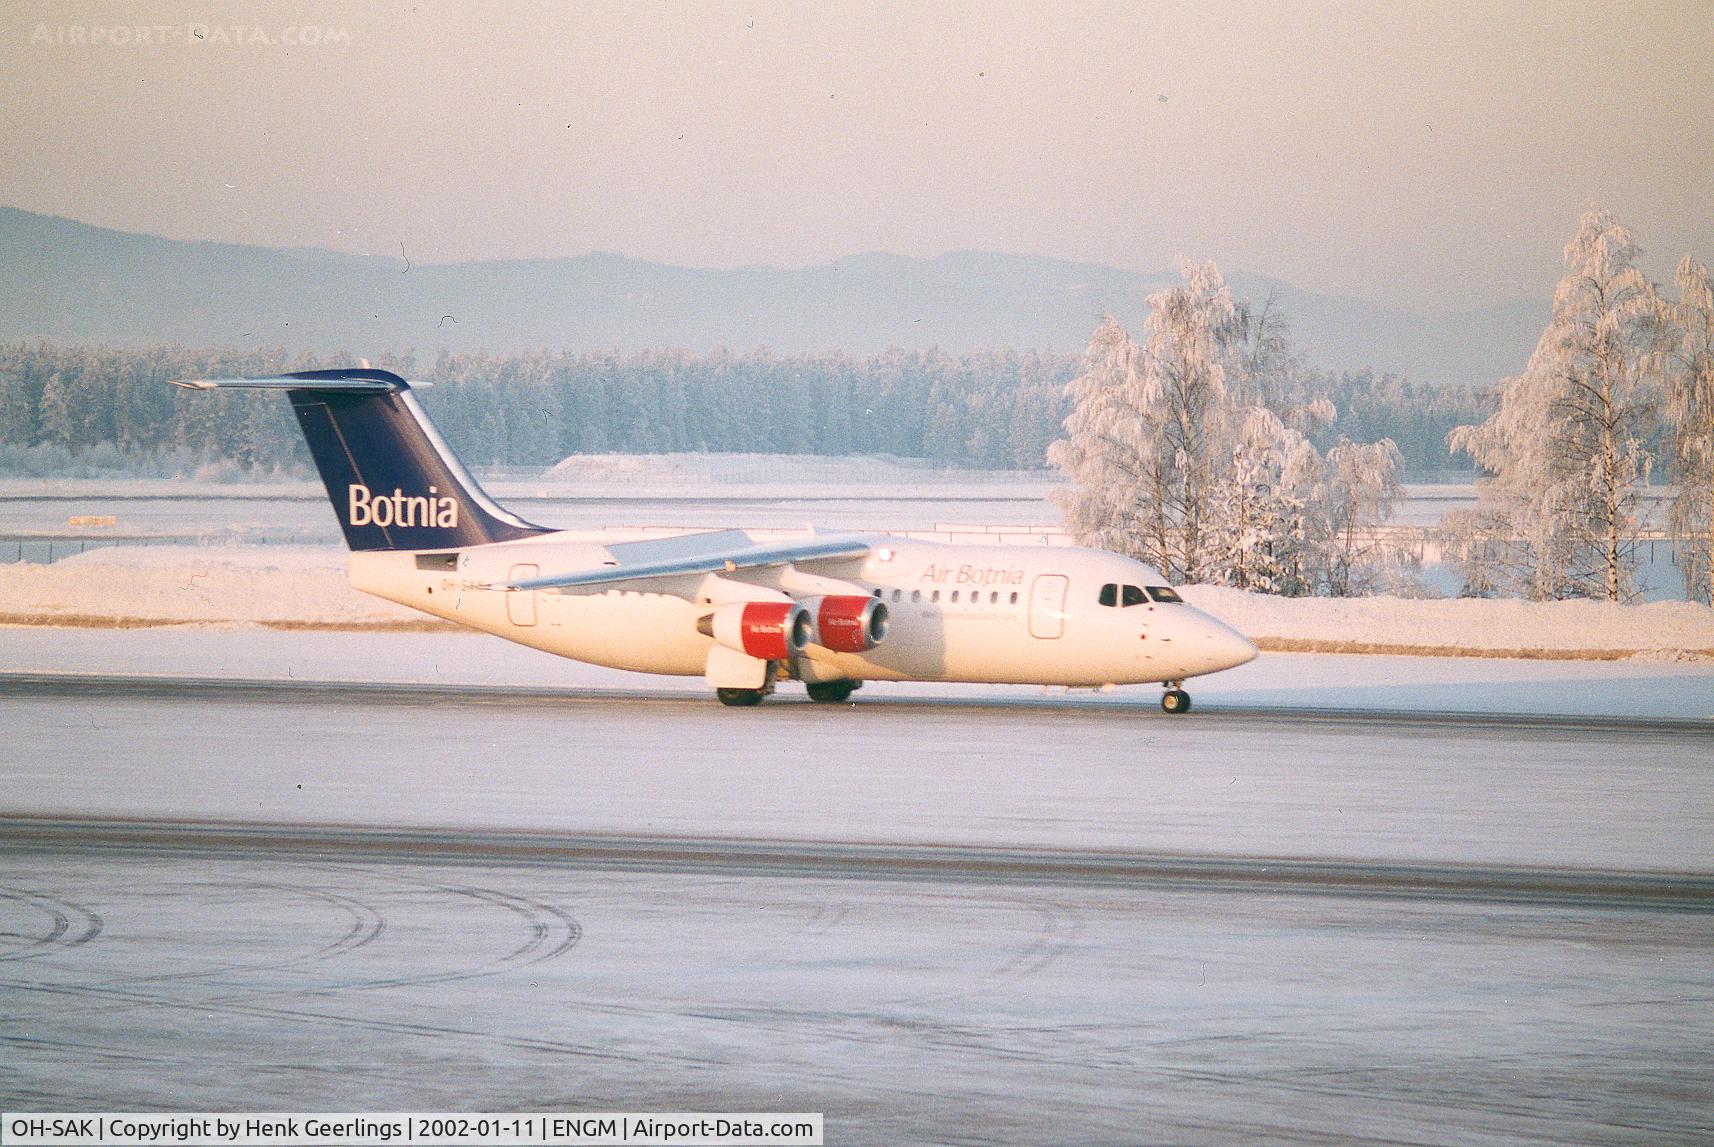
[1160,683,1191,714]
[717,680,863,706]
[805,680,860,704]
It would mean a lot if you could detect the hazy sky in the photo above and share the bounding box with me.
[4,0,1710,310]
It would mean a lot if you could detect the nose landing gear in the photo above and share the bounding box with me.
[1160,683,1191,714]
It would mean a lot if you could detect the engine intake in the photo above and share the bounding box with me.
[696,600,812,661]
[810,595,890,652]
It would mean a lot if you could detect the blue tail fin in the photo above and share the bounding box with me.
[174,368,551,552]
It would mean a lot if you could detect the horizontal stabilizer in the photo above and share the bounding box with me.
[490,535,873,593]
[171,367,414,393]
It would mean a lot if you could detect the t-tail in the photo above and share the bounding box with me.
[172,368,552,551]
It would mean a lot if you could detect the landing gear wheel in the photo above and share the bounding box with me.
[716,688,766,707]
[805,680,858,704]
[1161,688,1191,714]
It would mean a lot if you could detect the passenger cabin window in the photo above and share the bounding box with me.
[892,589,902,602]
[1098,583,1118,607]
[912,589,922,603]
[1122,584,1147,607]
[1147,585,1183,604]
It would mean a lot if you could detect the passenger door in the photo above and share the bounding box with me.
[1028,574,1068,639]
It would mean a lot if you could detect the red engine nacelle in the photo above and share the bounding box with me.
[697,600,812,661]
[809,595,890,653]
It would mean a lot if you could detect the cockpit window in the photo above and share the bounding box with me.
[1121,584,1147,607]
[1146,585,1183,604]
[1098,583,1118,607]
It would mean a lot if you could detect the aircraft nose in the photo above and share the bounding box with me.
[1192,616,1259,672]
[1212,623,1260,669]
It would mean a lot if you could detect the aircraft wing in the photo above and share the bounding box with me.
[489,533,874,594]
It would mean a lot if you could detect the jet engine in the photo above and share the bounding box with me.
[807,595,890,652]
[696,600,812,661]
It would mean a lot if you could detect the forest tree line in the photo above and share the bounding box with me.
[0,342,1488,479]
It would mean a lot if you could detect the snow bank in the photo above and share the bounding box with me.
[541,452,1049,487]
[0,546,422,627]
[1179,585,1714,658]
[4,546,1712,656]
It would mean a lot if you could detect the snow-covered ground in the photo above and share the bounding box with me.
[4,544,1711,660]
[8,850,1706,1143]
[0,546,406,626]
[1184,583,1714,658]
[542,451,1057,490]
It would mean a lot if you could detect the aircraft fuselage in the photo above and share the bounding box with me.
[350,535,1258,687]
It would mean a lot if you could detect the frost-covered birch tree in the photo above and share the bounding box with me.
[1051,260,1410,594]
[1129,261,1244,580]
[1667,257,1714,606]
[1046,316,1154,558]
[1321,437,1405,596]
[1450,209,1665,601]
[1207,406,1294,591]
[1050,264,1243,579]
[1206,400,1341,594]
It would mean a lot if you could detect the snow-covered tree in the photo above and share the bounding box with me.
[1207,405,1293,591]
[1052,259,1408,594]
[1666,256,1714,606]
[1320,437,1405,596]
[1228,288,1305,413]
[1205,401,1341,594]
[1436,505,1517,599]
[1450,209,1665,601]
[1049,262,1246,580]
[1046,316,1154,558]
[1276,435,1331,595]
[1128,260,1244,580]
[36,372,74,451]
[0,368,35,445]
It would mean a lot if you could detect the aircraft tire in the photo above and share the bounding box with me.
[1161,689,1191,714]
[716,688,766,707]
[805,681,857,703]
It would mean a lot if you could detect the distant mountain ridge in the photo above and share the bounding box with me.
[0,206,1546,387]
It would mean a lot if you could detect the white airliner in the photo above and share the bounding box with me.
[176,368,1258,709]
